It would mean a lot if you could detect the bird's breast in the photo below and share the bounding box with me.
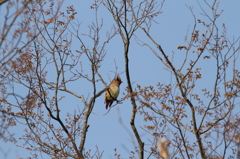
[106,85,119,100]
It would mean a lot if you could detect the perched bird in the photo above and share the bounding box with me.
[104,75,122,109]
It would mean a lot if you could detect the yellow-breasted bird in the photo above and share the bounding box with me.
[104,76,122,109]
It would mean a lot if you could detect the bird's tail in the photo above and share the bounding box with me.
[105,101,113,109]
[106,103,109,109]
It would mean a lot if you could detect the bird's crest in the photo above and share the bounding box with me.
[113,75,122,84]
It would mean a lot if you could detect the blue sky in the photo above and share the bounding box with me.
[1,0,240,158]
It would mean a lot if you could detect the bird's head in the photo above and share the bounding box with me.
[112,75,122,85]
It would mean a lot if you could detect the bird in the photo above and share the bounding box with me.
[104,75,122,109]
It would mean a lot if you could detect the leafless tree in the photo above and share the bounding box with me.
[1,0,240,159]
